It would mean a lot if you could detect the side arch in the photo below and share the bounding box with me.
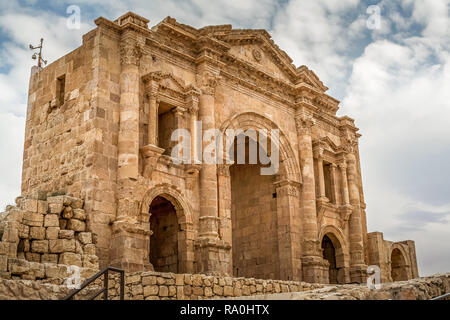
[140,184,194,228]
[140,184,195,273]
[389,243,411,281]
[319,224,350,284]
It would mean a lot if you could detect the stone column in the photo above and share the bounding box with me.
[316,151,327,201]
[346,152,368,282]
[274,180,302,281]
[295,112,322,283]
[117,41,142,182]
[198,73,220,241]
[141,76,164,178]
[171,106,186,158]
[147,84,159,146]
[217,164,233,275]
[330,163,339,204]
[339,161,350,206]
[194,70,230,275]
[188,98,200,164]
[110,39,152,272]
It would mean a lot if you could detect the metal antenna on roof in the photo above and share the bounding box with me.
[29,38,47,69]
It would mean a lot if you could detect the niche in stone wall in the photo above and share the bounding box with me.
[157,102,176,156]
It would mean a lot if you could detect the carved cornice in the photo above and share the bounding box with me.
[93,14,356,130]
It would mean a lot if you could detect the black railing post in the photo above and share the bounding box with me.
[103,269,109,300]
[120,270,125,300]
[62,267,125,300]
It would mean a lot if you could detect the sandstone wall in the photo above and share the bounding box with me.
[106,271,324,300]
[0,195,98,282]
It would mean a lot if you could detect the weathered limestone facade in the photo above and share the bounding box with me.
[19,12,418,284]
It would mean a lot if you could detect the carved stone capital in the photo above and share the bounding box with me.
[338,160,347,170]
[198,72,221,95]
[340,138,358,153]
[172,106,186,116]
[295,115,315,135]
[273,180,301,197]
[120,42,143,66]
[187,96,200,114]
[313,147,324,159]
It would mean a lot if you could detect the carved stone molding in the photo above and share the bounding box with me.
[184,164,201,190]
[274,179,301,197]
[252,48,262,62]
[198,72,221,95]
[340,137,358,154]
[313,146,324,159]
[295,115,315,135]
[140,144,165,178]
[120,42,143,66]
[338,204,353,229]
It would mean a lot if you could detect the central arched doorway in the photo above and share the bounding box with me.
[391,248,408,281]
[230,133,278,280]
[149,196,179,273]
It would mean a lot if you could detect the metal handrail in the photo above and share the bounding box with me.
[431,292,450,300]
[62,267,125,300]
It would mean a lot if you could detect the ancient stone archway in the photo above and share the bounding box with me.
[219,112,302,280]
[319,226,349,284]
[140,185,195,273]
[390,247,409,282]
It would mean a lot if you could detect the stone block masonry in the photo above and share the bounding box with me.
[0,195,99,282]
[96,271,325,300]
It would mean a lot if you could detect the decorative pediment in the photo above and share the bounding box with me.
[143,71,186,92]
[211,31,298,83]
[313,136,340,154]
[142,71,201,107]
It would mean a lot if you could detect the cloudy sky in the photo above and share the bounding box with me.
[0,0,449,276]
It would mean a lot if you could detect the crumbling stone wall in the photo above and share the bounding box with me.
[0,195,99,282]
